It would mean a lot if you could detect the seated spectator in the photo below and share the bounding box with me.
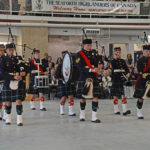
[102,70,112,99]
[48,68,58,99]
[102,70,112,90]
[49,69,58,86]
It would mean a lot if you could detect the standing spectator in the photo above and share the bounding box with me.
[126,53,133,69]
[48,56,55,68]
[56,57,62,65]
[105,61,112,71]
[42,53,49,68]
[54,64,59,71]
[102,56,108,69]
[47,62,54,74]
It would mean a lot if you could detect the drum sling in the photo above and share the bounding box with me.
[79,51,97,76]
[30,59,44,73]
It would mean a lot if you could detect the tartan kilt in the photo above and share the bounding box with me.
[57,83,75,98]
[2,81,26,102]
[0,82,4,101]
[76,79,101,99]
[27,81,45,95]
[111,81,124,98]
[133,78,146,99]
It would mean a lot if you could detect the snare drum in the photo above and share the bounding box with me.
[34,75,49,88]
[62,52,79,84]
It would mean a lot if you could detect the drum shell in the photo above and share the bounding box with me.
[62,52,79,84]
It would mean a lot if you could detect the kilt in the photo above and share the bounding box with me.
[27,81,45,95]
[0,81,4,101]
[76,79,101,99]
[2,81,26,102]
[111,81,124,98]
[133,77,147,99]
[57,83,75,98]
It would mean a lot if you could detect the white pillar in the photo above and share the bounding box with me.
[9,0,12,15]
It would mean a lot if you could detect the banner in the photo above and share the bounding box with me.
[32,0,140,15]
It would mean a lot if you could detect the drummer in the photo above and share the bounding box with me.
[56,51,76,116]
[27,49,48,111]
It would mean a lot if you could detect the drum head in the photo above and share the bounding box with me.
[62,52,72,83]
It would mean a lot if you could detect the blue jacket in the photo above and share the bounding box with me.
[75,49,101,81]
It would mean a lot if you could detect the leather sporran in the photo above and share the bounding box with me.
[82,78,93,99]
[9,80,19,90]
[143,81,150,100]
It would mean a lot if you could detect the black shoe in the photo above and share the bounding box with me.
[17,123,23,126]
[123,110,131,116]
[0,117,2,120]
[115,112,120,115]
[127,110,131,114]
[138,116,144,119]
[123,112,127,116]
[80,118,85,121]
[5,122,11,125]
[69,113,76,116]
[40,108,47,111]
[60,113,65,115]
[31,108,36,110]
[91,119,101,123]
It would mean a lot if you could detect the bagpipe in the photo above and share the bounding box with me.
[6,28,30,90]
[80,28,106,98]
[8,27,30,74]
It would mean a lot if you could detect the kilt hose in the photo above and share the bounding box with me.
[111,81,125,98]
[76,79,101,99]
[57,83,75,98]
[2,81,26,102]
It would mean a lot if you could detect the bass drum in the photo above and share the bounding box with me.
[62,52,79,84]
